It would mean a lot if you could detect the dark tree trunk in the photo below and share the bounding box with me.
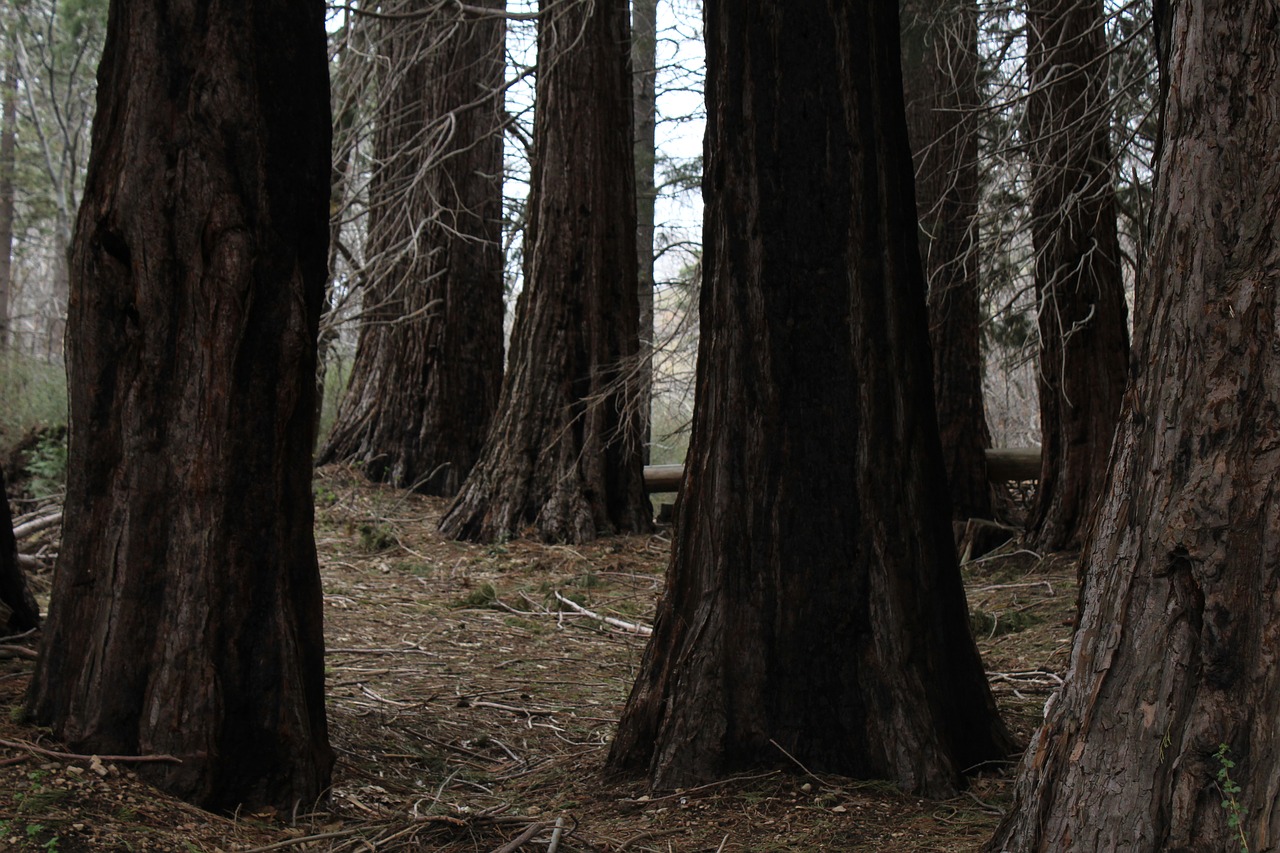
[0,468,39,633]
[25,0,334,813]
[633,0,658,465]
[608,0,1013,797]
[319,1,506,496]
[1025,0,1130,551]
[439,0,651,544]
[901,0,993,522]
[989,3,1280,849]
[0,52,15,349]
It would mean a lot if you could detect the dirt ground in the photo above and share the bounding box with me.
[0,466,1077,852]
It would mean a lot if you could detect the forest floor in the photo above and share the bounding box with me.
[0,465,1077,852]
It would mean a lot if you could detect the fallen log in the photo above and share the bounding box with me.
[643,447,1042,494]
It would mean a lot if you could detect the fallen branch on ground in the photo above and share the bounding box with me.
[553,592,652,636]
[13,511,62,541]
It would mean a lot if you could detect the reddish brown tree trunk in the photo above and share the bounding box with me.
[1025,0,1130,551]
[988,3,1280,849]
[608,0,1013,797]
[439,0,651,544]
[319,1,505,496]
[25,0,333,813]
[633,0,657,465]
[901,0,993,522]
[0,468,39,633]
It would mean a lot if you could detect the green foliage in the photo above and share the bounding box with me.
[968,608,1041,638]
[0,353,68,454]
[454,582,498,609]
[25,432,67,497]
[316,352,352,451]
[357,523,396,552]
[1215,744,1249,853]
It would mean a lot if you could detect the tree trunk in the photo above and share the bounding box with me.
[1025,0,1130,552]
[901,0,993,522]
[25,0,333,813]
[0,468,39,633]
[633,0,658,465]
[439,0,651,544]
[0,51,16,350]
[608,0,1013,797]
[319,1,506,496]
[988,3,1280,849]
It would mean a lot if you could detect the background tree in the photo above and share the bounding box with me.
[0,468,38,633]
[319,0,506,496]
[439,0,650,544]
[632,0,658,465]
[4,0,104,356]
[1024,0,1130,550]
[609,0,1012,795]
[988,1,1280,848]
[0,47,16,349]
[901,0,993,522]
[25,0,334,812]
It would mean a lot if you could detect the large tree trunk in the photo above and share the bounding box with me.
[1025,0,1130,551]
[989,3,1280,849]
[632,0,658,465]
[901,0,993,522]
[0,468,39,633]
[0,52,16,349]
[319,1,505,496]
[439,0,651,544]
[608,0,1013,797]
[25,0,333,813]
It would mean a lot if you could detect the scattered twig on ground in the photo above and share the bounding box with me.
[553,591,653,636]
[488,819,546,853]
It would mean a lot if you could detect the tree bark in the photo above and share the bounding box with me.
[609,0,1013,797]
[439,0,651,544]
[901,0,993,522]
[1025,0,1130,552]
[989,3,1280,849]
[0,468,39,633]
[25,0,333,813]
[633,0,658,465]
[319,1,506,496]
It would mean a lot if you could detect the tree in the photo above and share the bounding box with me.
[8,0,105,356]
[632,0,658,465]
[901,0,993,522]
[439,0,651,544]
[988,2,1280,848]
[608,0,1013,796]
[0,468,38,633]
[0,49,16,349]
[1024,0,1130,551]
[25,0,333,813]
[319,1,506,496]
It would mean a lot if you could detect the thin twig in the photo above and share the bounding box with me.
[553,592,652,636]
[236,829,363,853]
[488,820,545,853]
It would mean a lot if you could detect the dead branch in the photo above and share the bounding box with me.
[12,510,61,540]
[553,591,652,636]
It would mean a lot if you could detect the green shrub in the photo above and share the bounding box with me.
[0,352,68,456]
